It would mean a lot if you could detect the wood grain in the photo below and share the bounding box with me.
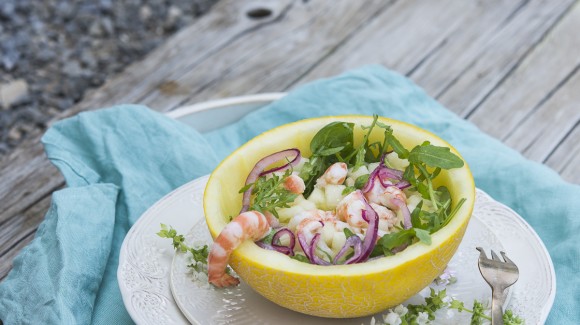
[545,122,580,183]
[436,0,576,117]
[0,0,394,280]
[468,2,580,141]
[0,0,579,282]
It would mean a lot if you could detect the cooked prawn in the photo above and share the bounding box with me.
[336,190,367,228]
[370,203,398,232]
[283,174,305,194]
[208,211,271,288]
[336,191,398,232]
[317,162,348,186]
[364,179,407,210]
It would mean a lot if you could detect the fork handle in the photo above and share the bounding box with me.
[491,288,505,325]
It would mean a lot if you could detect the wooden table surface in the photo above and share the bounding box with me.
[1,0,579,281]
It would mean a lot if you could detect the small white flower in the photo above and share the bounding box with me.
[383,311,402,325]
[370,317,376,325]
[416,311,429,325]
[442,295,452,304]
[446,309,455,318]
[394,305,408,316]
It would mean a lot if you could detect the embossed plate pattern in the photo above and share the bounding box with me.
[118,175,555,324]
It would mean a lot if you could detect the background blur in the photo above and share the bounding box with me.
[0,0,219,156]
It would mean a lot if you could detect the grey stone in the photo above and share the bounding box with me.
[0,0,221,156]
[0,80,29,109]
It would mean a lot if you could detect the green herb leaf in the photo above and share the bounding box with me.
[342,186,356,195]
[247,169,298,217]
[376,229,415,253]
[317,146,345,156]
[414,228,432,245]
[354,174,369,189]
[408,144,464,169]
[386,132,409,159]
[290,254,311,263]
[343,228,356,239]
[310,121,354,156]
[411,201,424,228]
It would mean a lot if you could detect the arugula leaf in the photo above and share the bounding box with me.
[386,132,409,159]
[411,201,424,228]
[414,228,432,245]
[317,146,345,156]
[376,229,415,253]
[408,144,464,169]
[310,121,354,156]
[354,174,369,189]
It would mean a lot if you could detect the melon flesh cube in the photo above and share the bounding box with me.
[325,185,346,210]
[322,223,335,247]
[386,152,409,170]
[348,165,370,179]
[277,205,305,223]
[307,187,326,209]
[331,231,347,255]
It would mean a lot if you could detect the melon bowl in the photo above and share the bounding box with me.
[203,115,475,318]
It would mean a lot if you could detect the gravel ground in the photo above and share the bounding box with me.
[0,0,219,156]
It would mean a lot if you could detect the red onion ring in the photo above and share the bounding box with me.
[354,195,379,263]
[272,228,296,251]
[391,198,412,229]
[255,241,294,256]
[309,233,331,265]
[333,235,362,265]
[395,180,411,190]
[240,148,301,214]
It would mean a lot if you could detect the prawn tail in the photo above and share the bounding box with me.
[207,211,270,288]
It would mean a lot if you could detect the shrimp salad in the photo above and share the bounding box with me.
[208,116,466,287]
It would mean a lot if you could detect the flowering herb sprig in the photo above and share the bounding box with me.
[369,288,524,325]
[157,224,210,273]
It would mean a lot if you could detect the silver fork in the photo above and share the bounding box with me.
[476,247,520,325]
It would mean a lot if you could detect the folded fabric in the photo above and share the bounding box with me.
[0,66,577,324]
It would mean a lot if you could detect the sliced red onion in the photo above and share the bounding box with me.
[355,196,379,263]
[255,241,294,256]
[259,149,301,176]
[240,148,301,214]
[378,167,403,181]
[363,153,404,193]
[272,228,295,251]
[333,235,362,265]
[309,233,331,265]
[362,165,380,193]
[391,198,412,229]
[395,180,411,190]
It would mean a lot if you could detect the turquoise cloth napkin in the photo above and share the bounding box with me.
[0,66,578,324]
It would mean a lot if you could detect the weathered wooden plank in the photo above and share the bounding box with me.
[299,0,523,81]
[545,122,580,184]
[436,0,575,117]
[0,0,394,228]
[468,2,580,141]
[143,0,393,109]
[0,141,63,225]
[0,196,51,259]
[502,67,580,162]
[0,232,34,282]
[0,0,395,282]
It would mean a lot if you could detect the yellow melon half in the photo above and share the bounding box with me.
[204,115,475,318]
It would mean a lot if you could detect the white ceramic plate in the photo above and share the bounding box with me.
[118,94,555,324]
